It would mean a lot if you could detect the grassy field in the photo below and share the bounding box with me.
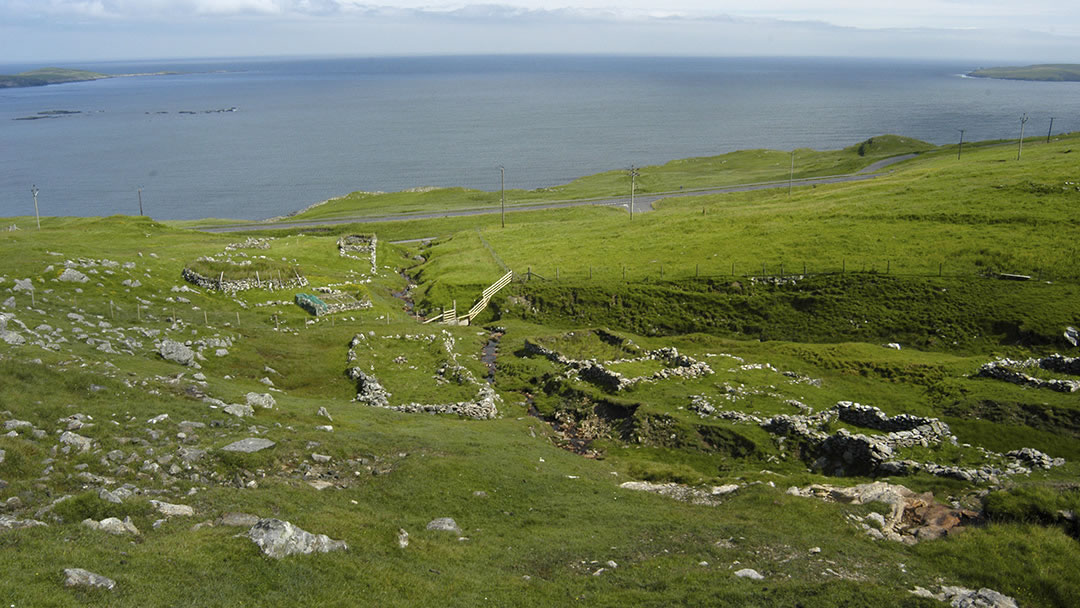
[1,133,1079,606]
[279,135,933,222]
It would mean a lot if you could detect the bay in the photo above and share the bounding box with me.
[1,55,1077,221]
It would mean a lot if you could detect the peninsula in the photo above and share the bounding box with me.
[968,64,1080,81]
[0,68,111,88]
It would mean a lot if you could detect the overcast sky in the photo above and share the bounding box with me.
[2,1,1078,64]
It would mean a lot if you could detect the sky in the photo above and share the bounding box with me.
[1,0,1078,64]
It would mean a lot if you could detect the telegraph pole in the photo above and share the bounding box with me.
[628,165,639,220]
[1017,113,1028,160]
[957,129,965,160]
[788,150,795,196]
[31,185,40,230]
[138,187,144,216]
[1047,117,1055,144]
[499,166,505,229]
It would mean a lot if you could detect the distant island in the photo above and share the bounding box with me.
[0,67,178,89]
[968,64,1080,81]
[0,67,111,88]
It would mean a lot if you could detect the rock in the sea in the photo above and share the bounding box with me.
[246,392,276,409]
[221,438,275,453]
[58,269,89,283]
[425,517,462,534]
[734,568,764,580]
[223,403,254,418]
[247,518,347,559]
[63,568,115,590]
[159,339,195,366]
[150,500,194,517]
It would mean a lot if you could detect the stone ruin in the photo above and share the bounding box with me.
[344,331,499,420]
[338,234,377,275]
[696,398,1064,482]
[523,340,713,392]
[294,288,372,317]
[182,266,308,296]
[976,354,1080,393]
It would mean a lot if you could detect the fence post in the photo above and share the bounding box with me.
[204,310,208,325]
[803,262,807,275]
[236,312,240,327]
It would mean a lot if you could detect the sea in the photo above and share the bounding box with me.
[1,55,1078,221]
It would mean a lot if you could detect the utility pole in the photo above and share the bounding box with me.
[31,185,40,230]
[628,165,639,220]
[1017,113,1029,160]
[138,187,144,216]
[957,129,965,160]
[788,150,795,196]
[1047,117,1055,144]
[499,166,505,229]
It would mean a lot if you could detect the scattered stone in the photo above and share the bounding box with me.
[218,512,260,527]
[734,568,764,580]
[2,297,13,309]
[397,528,409,548]
[911,585,1019,608]
[308,481,334,491]
[311,453,331,463]
[1066,327,1079,347]
[98,488,122,504]
[150,500,194,517]
[247,518,347,559]
[426,518,462,534]
[159,340,195,367]
[315,425,333,432]
[59,431,93,453]
[148,414,169,424]
[221,438,275,453]
[63,568,115,591]
[223,403,255,418]
[246,392,276,409]
[82,516,139,536]
[316,406,332,421]
[619,480,727,506]
[13,278,34,293]
[58,269,89,283]
[0,514,48,531]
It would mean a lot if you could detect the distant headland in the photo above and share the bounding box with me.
[0,67,175,89]
[967,64,1080,82]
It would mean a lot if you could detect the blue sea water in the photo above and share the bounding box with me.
[1,55,1078,221]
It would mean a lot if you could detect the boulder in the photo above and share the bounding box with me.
[63,568,115,591]
[82,516,139,536]
[425,517,462,534]
[246,392,276,409]
[247,518,347,559]
[221,438,275,453]
[223,404,254,418]
[159,340,195,366]
[150,500,194,517]
[59,431,93,452]
[0,330,25,346]
[734,568,764,580]
[58,269,89,283]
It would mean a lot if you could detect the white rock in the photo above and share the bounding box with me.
[150,500,194,517]
[425,518,461,534]
[63,568,115,590]
[221,438,275,453]
[245,392,275,409]
[734,568,764,580]
[59,431,93,452]
[224,404,254,418]
[247,518,347,559]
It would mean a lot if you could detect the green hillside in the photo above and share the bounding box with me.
[1,133,1078,607]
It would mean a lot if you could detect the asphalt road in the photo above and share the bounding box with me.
[200,154,917,233]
